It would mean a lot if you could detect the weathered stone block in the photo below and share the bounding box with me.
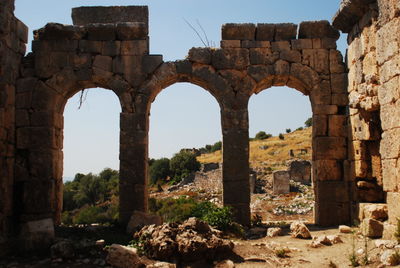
[332,93,348,106]
[291,39,313,50]
[314,160,342,181]
[249,48,276,65]
[381,102,400,131]
[271,41,290,51]
[298,20,340,40]
[220,40,241,48]
[142,55,163,74]
[331,73,347,94]
[330,49,346,74]
[78,40,102,54]
[102,41,120,56]
[380,128,400,159]
[241,40,271,48]
[280,50,301,63]
[361,218,383,238]
[314,136,347,160]
[72,6,149,27]
[328,115,347,137]
[87,23,116,40]
[247,65,274,83]
[175,60,192,75]
[302,48,330,74]
[34,23,86,41]
[187,47,212,64]
[313,105,338,115]
[376,19,400,65]
[93,55,112,72]
[290,63,320,89]
[19,218,54,251]
[121,40,148,56]
[212,48,249,70]
[16,19,28,43]
[256,23,275,41]
[387,192,400,225]
[273,170,290,194]
[313,115,327,136]
[274,23,297,41]
[116,22,148,40]
[221,23,256,40]
[382,159,399,192]
[378,76,400,106]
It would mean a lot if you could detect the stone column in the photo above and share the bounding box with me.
[221,107,250,226]
[119,111,149,225]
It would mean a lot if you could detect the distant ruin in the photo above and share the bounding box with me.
[0,0,399,253]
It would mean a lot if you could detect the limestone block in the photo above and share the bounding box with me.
[290,63,320,89]
[93,55,113,72]
[121,40,148,56]
[20,218,54,250]
[34,23,86,41]
[302,48,329,74]
[380,55,400,83]
[102,41,121,57]
[288,160,311,184]
[16,19,28,43]
[313,105,338,115]
[45,67,77,93]
[377,19,400,65]
[212,48,249,70]
[247,65,274,83]
[349,140,367,161]
[332,93,348,106]
[116,22,148,40]
[72,6,149,27]
[291,39,313,50]
[387,192,400,225]
[350,113,380,141]
[221,23,256,40]
[329,50,346,74]
[380,102,400,131]
[313,160,342,181]
[298,20,340,40]
[175,60,192,75]
[321,38,337,49]
[347,37,362,64]
[361,203,388,221]
[106,244,144,268]
[249,48,277,65]
[273,170,290,194]
[274,23,297,41]
[241,40,271,48]
[220,40,241,48]
[280,50,301,63]
[312,115,327,136]
[328,115,347,137]
[382,159,399,192]
[380,128,400,159]
[113,56,143,86]
[142,55,163,74]
[78,40,102,54]
[378,76,400,106]
[360,218,383,238]
[87,23,116,41]
[187,47,212,64]
[72,53,92,69]
[362,52,378,78]
[382,222,396,240]
[256,23,275,41]
[314,136,346,160]
[271,41,290,51]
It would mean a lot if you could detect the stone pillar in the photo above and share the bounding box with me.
[221,107,250,226]
[119,111,149,225]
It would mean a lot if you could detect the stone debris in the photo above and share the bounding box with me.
[290,221,311,239]
[310,235,342,248]
[106,244,145,268]
[339,225,352,233]
[134,218,234,263]
[380,249,400,266]
[50,239,75,259]
[267,227,282,237]
[375,240,398,249]
[126,211,163,234]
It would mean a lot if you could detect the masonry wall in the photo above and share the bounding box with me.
[333,0,400,238]
[0,0,27,254]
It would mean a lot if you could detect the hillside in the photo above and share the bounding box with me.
[197,127,312,170]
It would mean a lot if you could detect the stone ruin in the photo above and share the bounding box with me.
[0,0,399,254]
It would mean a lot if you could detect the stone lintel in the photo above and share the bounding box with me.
[332,0,376,33]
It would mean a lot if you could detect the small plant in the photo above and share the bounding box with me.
[349,230,360,267]
[285,128,291,133]
[296,127,303,131]
[278,133,284,140]
[275,248,288,258]
[304,117,312,127]
[255,131,272,140]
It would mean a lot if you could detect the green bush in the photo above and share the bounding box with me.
[73,206,109,224]
[285,128,291,133]
[170,151,200,183]
[210,141,222,152]
[305,117,312,127]
[296,127,304,131]
[149,158,170,185]
[203,206,233,231]
[255,131,272,140]
[279,133,285,140]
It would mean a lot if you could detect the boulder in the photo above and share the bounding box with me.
[135,218,234,263]
[380,249,400,266]
[290,221,311,239]
[362,203,388,221]
[310,236,332,248]
[50,240,75,259]
[106,244,145,268]
[126,211,163,234]
[361,218,384,238]
[267,227,282,237]
[339,225,352,233]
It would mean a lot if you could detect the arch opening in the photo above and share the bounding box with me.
[248,86,314,223]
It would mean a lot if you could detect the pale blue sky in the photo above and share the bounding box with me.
[14,0,345,178]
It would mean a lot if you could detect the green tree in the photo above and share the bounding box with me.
[149,158,171,185]
[286,128,291,133]
[210,141,222,152]
[73,173,107,206]
[255,131,272,140]
[279,133,285,140]
[63,181,79,211]
[170,151,200,183]
[305,117,313,127]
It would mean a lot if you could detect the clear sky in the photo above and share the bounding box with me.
[14,0,345,178]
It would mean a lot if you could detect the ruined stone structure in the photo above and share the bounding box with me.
[0,0,398,253]
[333,0,400,239]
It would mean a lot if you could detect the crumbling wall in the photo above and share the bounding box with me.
[0,0,27,254]
[333,0,400,238]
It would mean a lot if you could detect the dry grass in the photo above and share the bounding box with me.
[197,127,312,169]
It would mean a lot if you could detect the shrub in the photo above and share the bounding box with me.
[170,151,200,183]
[285,128,291,133]
[203,206,233,231]
[149,196,198,223]
[305,117,312,127]
[149,158,170,185]
[73,206,109,224]
[255,131,272,140]
[296,127,304,131]
[210,141,222,152]
[279,133,285,140]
